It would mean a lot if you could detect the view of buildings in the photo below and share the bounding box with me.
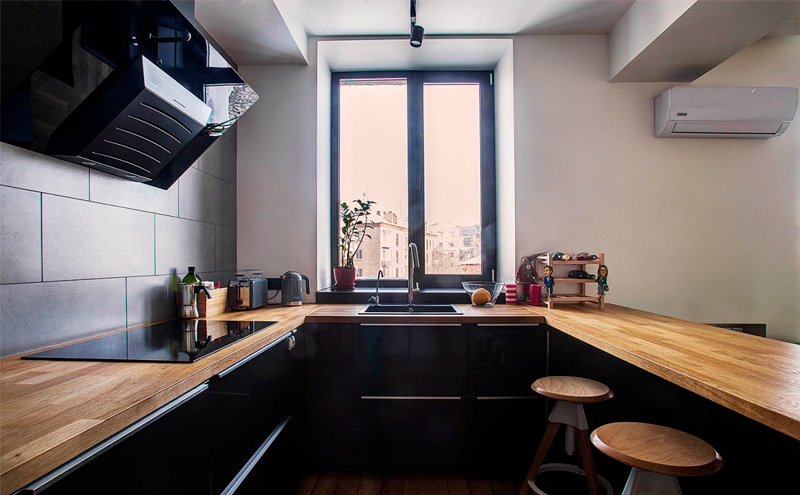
[353,209,481,278]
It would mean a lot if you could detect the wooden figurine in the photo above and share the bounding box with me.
[515,256,536,302]
[542,265,555,301]
[597,264,609,296]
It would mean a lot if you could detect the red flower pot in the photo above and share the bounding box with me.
[333,267,356,290]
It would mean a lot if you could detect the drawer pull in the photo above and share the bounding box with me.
[476,323,540,327]
[219,416,291,495]
[360,396,462,401]
[475,396,538,400]
[359,323,462,327]
[216,330,295,378]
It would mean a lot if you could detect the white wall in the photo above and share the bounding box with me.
[513,35,800,341]
[237,46,319,298]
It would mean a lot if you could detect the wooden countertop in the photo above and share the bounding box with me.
[1,302,798,494]
[525,304,800,442]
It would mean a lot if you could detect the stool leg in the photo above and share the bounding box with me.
[519,421,561,495]
[575,429,601,495]
[621,468,683,495]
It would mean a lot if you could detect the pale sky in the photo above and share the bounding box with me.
[339,81,481,228]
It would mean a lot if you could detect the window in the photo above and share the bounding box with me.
[332,71,496,286]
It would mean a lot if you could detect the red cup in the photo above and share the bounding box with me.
[529,285,541,306]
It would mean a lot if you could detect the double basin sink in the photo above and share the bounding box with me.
[359,304,461,315]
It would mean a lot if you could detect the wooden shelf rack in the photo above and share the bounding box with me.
[536,253,605,309]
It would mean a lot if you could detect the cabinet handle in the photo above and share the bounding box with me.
[476,323,540,327]
[360,396,462,401]
[216,329,296,378]
[359,323,462,327]
[219,416,291,495]
[17,384,209,494]
[475,396,538,400]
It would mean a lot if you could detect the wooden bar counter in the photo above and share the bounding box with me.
[1,302,798,494]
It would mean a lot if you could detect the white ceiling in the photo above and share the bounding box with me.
[294,0,637,36]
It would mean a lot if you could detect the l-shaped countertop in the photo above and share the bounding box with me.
[1,303,799,494]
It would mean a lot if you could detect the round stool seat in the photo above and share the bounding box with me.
[532,376,613,403]
[590,422,723,477]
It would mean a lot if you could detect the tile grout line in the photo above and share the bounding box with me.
[40,192,44,282]
[124,277,129,328]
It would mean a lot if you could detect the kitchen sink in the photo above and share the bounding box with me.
[359,304,462,315]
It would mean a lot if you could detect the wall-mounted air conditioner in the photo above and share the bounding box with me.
[654,87,797,138]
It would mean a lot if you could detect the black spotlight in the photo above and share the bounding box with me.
[410,0,424,48]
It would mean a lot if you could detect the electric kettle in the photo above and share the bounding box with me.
[281,271,310,306]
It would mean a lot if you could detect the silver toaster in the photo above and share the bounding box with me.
[227,272,268,310]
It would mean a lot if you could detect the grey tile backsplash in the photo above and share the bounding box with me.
[0,134,237,358]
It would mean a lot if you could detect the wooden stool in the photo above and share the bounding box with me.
[520,376,614,495]
[590,422,723,495]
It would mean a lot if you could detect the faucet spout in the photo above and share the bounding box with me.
[369,270,383,306]
[408,243,420,305]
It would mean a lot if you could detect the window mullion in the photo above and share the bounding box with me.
[407,73,425,279]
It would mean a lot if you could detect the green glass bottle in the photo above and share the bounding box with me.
[182,266,201,284]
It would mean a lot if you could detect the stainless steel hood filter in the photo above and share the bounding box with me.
[45,56,211,187]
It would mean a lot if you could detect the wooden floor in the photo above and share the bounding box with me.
[296,471,522,495]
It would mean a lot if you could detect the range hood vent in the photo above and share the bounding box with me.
[46,56,212,185]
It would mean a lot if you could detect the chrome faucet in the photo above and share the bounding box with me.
[408,242,420,306]
[369,270,383,306]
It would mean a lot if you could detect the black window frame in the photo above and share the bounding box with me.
[331,70,496,288]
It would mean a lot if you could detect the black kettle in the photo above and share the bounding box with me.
[281,271,310,306]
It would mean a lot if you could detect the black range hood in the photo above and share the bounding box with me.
[0,0,258,190]
[46,55,212,185]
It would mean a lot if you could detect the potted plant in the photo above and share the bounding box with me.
[334,199,376,290]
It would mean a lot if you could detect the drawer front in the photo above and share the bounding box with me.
[209,332,295,495]
[356,397,467,468]
[355,324,468,397]
[469,324,547,397]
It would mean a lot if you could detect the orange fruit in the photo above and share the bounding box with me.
[471,288,491,305]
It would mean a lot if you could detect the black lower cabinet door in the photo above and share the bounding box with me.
[355,324,468,397]
[33,385,211,495]
[469,324,548,396]
[468,396,545,475]
[356,397,468,468]
[467,324,548,475]
[208,330,296,495]
[304,323,359,466]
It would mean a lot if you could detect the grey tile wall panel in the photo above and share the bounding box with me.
[0,186,42,284]
[126,274,181,327]
[0,278,127,357]
[0,143,89,199]
[89,169,179,217]
[178,167,236,228]
[42,195,155,281]
[215,225,237,272]
[155,215,215,275]
[198,136,236,185]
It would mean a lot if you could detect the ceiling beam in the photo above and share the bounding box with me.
[608,0,800,82]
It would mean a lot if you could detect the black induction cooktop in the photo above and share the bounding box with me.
[22,320,278,363]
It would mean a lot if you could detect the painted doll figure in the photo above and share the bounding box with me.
[542,265,555,301]
[597,264,609,296]
[515,256,536,302]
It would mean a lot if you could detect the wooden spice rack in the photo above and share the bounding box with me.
[536,253,605,309]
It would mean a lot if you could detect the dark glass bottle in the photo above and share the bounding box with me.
[182,266,201,284]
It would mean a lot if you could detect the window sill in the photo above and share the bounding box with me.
[316,287,485,305]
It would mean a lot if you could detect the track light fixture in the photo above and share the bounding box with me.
[410,0,424,47]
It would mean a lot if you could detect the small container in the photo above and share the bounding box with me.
[505,284,517,305]
[529,285,542,306]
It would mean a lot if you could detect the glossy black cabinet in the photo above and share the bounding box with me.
[355,323,469,467]
[355,323,468,396]
[304,323,359,465]
[467,324,548,474]
[208,329,300,495]
[27,385,211,495]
